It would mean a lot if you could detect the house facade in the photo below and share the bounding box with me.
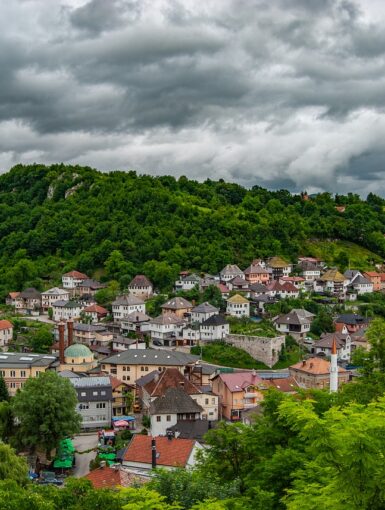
[226,294,250,317]
[243,263,270,284]
[62,271,89,290]
[161,297,193,318]
[289,358,349,389]
[52,301,84,322]
[128,275,154,300]
[112,295,146,322]
[273,308,315,341]
[41,288,70,311]
[0,320,13,350]
[219,264,244,283]
[190,302,219,323]
[200,315,229,342]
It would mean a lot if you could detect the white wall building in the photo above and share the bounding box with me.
[52,301,84,321]
[41,287,70,310]
[200,315,229,342]
[112,295,146,322]
[226,294,250,317]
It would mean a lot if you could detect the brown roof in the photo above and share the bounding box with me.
[214,371,263,392]
[161,297,193,310]
[63,270,89,279]
[84,304,108,314]
[290,357,347,375]
[140,368,202,397]
[268,256,290,268]
[0,320,12,330]
[265,377,299,392]
[109,375,132,390]
[129,275,153,288]
[244,264,269,275]
[319,269,345,283]
[8,292,20,299]
[85,466,144,489]
[123,435,196,468]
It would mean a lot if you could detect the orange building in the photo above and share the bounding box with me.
[363,272,382,291]
[289,357,349,390]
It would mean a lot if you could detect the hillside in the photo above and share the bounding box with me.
[0,163,385,296]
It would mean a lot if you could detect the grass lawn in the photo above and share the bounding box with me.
[303,240,381,270]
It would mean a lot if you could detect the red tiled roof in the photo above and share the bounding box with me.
[280,276,305,282]
[215,371,263,392]
[290,357,347,375]
[265,377,299,392]
[129,275,153,287]
[0,320,12,330]
[379,273,385,282]
[280,282,298,292]
[63,270,89,279]
[217,283,229,293]
[335,322,346,333]
[364,271,381,278]
[84,304,108,314]
[85,466,144,488]
[109,375,132,390]
[142,368,201,397]
[123,435,195,467]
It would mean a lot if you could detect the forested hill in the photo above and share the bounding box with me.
[0,163,385,296]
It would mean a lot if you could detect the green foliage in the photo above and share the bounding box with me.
[0,373,9,401]
[191,342,269,369]
[310,308,335,337]
[227,317,277,337]
[0,164,384,296]
[0,444,28,485]
[12,371,81,457]
[142,415,151,429]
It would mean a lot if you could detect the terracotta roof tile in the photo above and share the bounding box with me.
[290,357,347,375]
[85,466,145,488]
[0,320,12,330]
[63,270,89,279]
[123,435,195,467]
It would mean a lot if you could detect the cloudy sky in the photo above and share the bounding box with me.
[1,0,385,194]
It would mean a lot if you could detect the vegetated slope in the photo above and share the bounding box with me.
[0,163,385,296]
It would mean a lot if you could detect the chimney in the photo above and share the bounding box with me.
[252,369,257,377]
[100,460,106,469]
[302,360,306,366]
[59,322,65,364]
[151,438,157,469]
[67,319,73,347]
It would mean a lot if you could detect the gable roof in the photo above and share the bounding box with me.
[249,282,268,293]
[214,371,264,392]
[0,320,12,330]
[268,256,290,268]
[192,302,219,314]
[42,287,69,296]
[129,274,153,288]
[335,313,368,325]
[149,387,203,414]
[220,264,244,276]
[300,261,319,271]
[161,297,193,310]
[244,263,269,275]
[201,314,228,326]
[229,276,248,286]
[274,308,315,325]
[319,269,345,282]
[83,304,108,314]
[112,294,145,306]
[79,279,105,289]
[139,367,202,397]
[20,288,41,299]
[123,435,196,467]
[314,333,349,350]
[85,466,143,488]
[123,311,151,322]
[63,270,88,279]
[227,294,249,304]
[149,313,186,326]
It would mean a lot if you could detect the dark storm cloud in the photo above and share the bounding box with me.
[0,0,385,195]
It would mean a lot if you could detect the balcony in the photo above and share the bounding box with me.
[244,392,259,399]
[243,402,259,409]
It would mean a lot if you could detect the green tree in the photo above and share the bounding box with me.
[0,373,9,401]
[12,371,81,457]
[0,444,28,485]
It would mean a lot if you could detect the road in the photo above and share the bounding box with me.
[72,433,99,478]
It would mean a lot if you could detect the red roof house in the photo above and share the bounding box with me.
[85,465,146,488]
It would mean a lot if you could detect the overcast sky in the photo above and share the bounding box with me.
[1,0,385,195]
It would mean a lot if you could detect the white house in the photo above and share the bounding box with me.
[62,270,89,290]
[200,314,229,342]
[314,333,352,361]
[345,271,373,295]
[190,302,219,323]
[41,287,70,311]
[300,262,321,281]
[181,324,201,345]
[273,308,315,341]
[0,320,13,350]
[112,295,146,322]
[52,301,84,322]
[127,275,153,300]
[147,313,186,343]
[120,311,151,334]
[175,274,201,292]
[219,264,244,283]
[226,294,250,317]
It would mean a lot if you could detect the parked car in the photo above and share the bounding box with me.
[152,340,162,346]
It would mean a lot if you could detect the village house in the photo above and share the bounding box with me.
[85,465,145,489]
[315,269,347,296]
[62,270,89,291]
[66,375,113,430]
[149,387,204,437]
[249,282,269,299]
[298,256,324,268]
[71,323,113,347]
[299,261,321,281]
[348,273,373,295]
[175,273,201,292]
[267,280,299,299]
[122,435,203,471]
[273,308,315,341]
[279,276,305,289]
[100,349,199,385]
[18,288,42,314]
[190,302,219,323]
[0,320,13,350]
[112,335,146,351]
[52,300,84,322]
[112,295,146,322]
[76,279,106,297]
[243,262,271,285]
[226,294,250,317]
[41,287,70,311]
[313,332,352,361]
[109,375,134,416]
[289,357,349,390]
[363,271,382,291]
[147,313,186,346]
[181,324,201,345]
[335,313,370,334]
[137,368,219,422]
[219,264,244,282]
[0,352,57,396]
[267,256,292,280]
[211,370,267,421]
[227,276,250,294]
[82,304,108,323]
[200,314,230,342]
[127,275,154,300]
[5,292,22,309]
[161,297,193,318]
[120,311,151,335]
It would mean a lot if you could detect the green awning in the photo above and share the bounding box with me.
[53,457,73,469]
[98,452,116,461]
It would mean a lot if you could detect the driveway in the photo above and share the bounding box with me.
[72,433,99,478]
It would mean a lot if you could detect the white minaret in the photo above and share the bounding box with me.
[329,336,338,393]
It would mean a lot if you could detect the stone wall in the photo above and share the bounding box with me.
[224,334,286,368]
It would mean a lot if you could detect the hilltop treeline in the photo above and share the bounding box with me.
[0,163,384,295]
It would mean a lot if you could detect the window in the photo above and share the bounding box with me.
[96,403,106,409]
[123,366,126,371]
[205,398,209,405]
[10,370,15,377]
[101,391,106,396]
[145,366,149,372]
[166,415,171,421]
[212,398,216,404]
[156,416,161,422]
[81,392,86,397]
[20,371,26,378]
[93,391,98,396]
[141,367,144,372]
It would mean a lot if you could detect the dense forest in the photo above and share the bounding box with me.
[0,163,385,296]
